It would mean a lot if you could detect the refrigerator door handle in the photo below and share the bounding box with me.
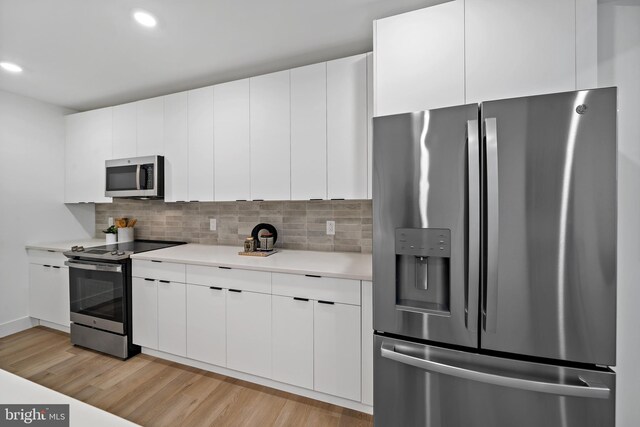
[380,342,610,399]
[466,119,480,332]
[484,117,499,332]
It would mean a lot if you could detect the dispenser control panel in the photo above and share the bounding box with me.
[395,228,451,257]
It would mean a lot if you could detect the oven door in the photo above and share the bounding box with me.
[66,260,126,334]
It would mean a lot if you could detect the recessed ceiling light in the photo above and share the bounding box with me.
[133,10,157,28]
[0,62,23,73]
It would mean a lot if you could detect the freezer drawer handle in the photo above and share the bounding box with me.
[380,342,610,399]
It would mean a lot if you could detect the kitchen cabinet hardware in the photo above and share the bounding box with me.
[229,289,242,293]
[43,264,51,268]
[318,300,335,305]
[309,198,323,201]
[209,286,223,290]
[294,297,310,302]
[218,266,232,270]
[145,278,155,282]
[330,198,345,201]
[52,266,61,269]
[151,260,162,263]
[305,274,321,278]
[47,250,56,253]
[159,280,170,284]
[189,200,199,202]
[252,199,264,201]
[236,199,247,202]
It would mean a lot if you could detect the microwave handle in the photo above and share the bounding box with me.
[135,165,141,190]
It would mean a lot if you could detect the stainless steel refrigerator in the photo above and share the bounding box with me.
[372,88,617,427]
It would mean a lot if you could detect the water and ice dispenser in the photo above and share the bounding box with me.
[395,228,451,315]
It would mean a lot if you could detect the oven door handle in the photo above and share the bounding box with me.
[65,261,122,273]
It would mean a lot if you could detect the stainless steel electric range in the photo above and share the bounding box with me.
[63,240,185,359]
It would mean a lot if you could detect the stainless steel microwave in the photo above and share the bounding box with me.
[105,155,164,199]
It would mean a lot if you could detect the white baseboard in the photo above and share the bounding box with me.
[142,348,374,415]
[0,317,37,338]
[37,319,70,334]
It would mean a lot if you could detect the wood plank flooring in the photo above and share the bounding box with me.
[0,327,373,427]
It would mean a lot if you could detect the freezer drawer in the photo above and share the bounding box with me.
[374,335,615,427]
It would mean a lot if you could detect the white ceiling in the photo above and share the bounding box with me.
[0,0,442,111]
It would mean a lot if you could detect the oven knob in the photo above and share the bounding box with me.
[111,250,118,255]
[71,246,78,252]
[77,246,84,252]
[117,251,125,256]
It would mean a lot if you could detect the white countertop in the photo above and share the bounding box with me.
[0,369,138,426]
[25,238,106,252]
[131,244,373,281]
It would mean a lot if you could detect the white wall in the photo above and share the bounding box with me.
[598,2,640,426]
[0,90,95,332]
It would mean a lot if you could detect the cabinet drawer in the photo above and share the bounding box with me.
[27,250,67,267]
[133,259,186,283]
[272,273,360,305]
[186,264,271,294]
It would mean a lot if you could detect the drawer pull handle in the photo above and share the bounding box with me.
[144,278,155,282]
[229,289,242,293]
[305,274,321,278]
[331,198,345,201]
[294,297,309,302]
[309,198,323,201]
[159,280,170,284]
[52,266,61,269]
[236,199,247,202]
[218,266,232,270]
[43,264,51,268]
[47,250,56,253]
[151,260,162,263]
[318,300,335,305]
[253,199,264,201]
[209,286,223,290]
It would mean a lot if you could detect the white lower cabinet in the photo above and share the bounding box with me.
[132,278,158,349]
[272,295,314,389]
[314,301,361,401]
[226,290,272,378]
[186,284,226,366]
[157,281,186,357]
[28,264,70,326]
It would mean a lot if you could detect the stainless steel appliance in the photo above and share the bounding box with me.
[373,88,617,426]
[105,155,164,199]
[64,240,185,359]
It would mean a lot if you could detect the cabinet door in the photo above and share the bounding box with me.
[361,281,373,405]
[327,54,367,200]
[188,86,214,202]
[64,108,113,203]
[137,97,164,156]
[186,285,226,366]
[28,264,68,326]
[158,281,186,357]
[272,295,314,389]
[112,102,137,159]
[290,63,327,200]
[250,70,291,200]
[374,1,465,116]
[132,278,158,349]
[226,290,271,378]
[314,301,361,401]
[164,92,189,202]
[214,79,251,201]
[465,0,575,103]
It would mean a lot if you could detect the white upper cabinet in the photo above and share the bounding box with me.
[137,97,164,156]
[290,63,327,200]
[64,108,112,203]
[187,86,215,202]
[374,1,465,116]
[327,54,368,200]
[112,102,137,159]
[465,0,576,103]
[214,79,251,201]
[250,70,291,201]
[163,92,189,202]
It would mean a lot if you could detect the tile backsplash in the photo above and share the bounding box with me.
[95,199,372,253]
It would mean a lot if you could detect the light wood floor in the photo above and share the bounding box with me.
[0,327,373,427]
